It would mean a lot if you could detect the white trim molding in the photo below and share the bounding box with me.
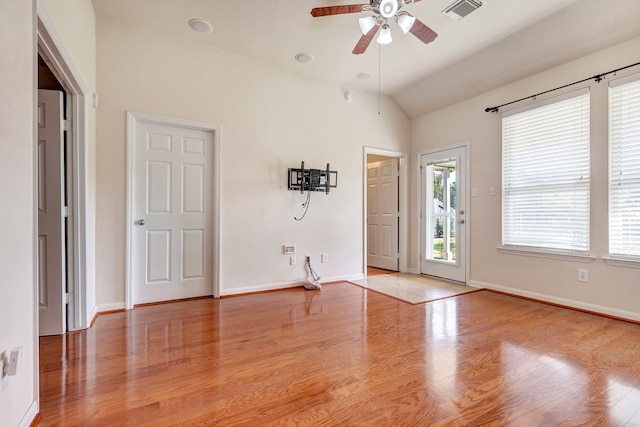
[363,147,409,277]
[498,246,596,263]
[220,273,366,297]
[602,256,640,269]
[470,279,640,322]
[126,112,222,309]
[221,281,303,297]
[416,141,471,284]
[18,401,39,427]
[37,2,92,331]
[95,302,126,313]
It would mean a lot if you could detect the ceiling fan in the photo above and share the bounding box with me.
[311,0,438,55]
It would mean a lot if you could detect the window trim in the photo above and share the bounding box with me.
[608,71,640,261]
[501,87,591,256]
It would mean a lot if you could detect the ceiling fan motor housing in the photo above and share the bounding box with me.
[372,0,402,18]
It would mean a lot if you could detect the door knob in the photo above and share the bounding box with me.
[459,219,465,224]
[136,219,145,226]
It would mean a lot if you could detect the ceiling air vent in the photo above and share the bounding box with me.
[442,0,486,21]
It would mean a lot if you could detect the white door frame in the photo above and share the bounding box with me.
[36,6,91,331]
[363,147,408,277]
[126,112,221,309]
[417,142,470,284]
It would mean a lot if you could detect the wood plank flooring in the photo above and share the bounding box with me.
[39,283,640,426]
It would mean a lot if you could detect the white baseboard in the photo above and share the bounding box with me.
[323,273,365,282]
[220,273,366,296]
[470,279,640,322]
[405,268,420,274]
[96,302,126,313]
[18,400,38,427]
[221,280,302,296]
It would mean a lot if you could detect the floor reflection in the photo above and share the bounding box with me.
[38,285,640,426]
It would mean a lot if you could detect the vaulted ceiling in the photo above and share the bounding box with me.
[91,0,640,117]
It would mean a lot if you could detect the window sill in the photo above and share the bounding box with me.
[602,256,640,269]
[497,246,595,263]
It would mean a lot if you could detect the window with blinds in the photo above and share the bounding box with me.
[502,88,590,253]
[609,73,640,259]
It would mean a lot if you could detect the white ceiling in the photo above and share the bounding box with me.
[91,0,640,117]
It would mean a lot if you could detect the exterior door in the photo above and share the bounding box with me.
[38,89,66,335]
[421,146,467,283]
[367,158,399,271]
[132,120,213,305]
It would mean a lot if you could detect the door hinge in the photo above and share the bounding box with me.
[64,120,72,131]
[65,293,70,304]
[397,212,400,218]
[63,206,71,218]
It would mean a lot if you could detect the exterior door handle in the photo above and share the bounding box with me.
[136,219,146,226]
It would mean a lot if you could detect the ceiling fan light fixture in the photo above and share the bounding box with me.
[377,24,392,45]
[379,0,399,18]
[396,14,416,34]
[359,16,377,35]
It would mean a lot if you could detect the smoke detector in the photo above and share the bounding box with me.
[442,0,486,21]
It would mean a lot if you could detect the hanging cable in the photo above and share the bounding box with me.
[378,40,382,115]
[304,256,322,290]
[294,189,311,221]
[484,60,640,113]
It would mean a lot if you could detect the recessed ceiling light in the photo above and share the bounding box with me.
[295,53,314,63]
[356,72,372,80]
[188,19,213,33]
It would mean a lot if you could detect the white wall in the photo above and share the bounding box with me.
[412,36,640,320]
[0,0,38,425]
[95,18,410,305]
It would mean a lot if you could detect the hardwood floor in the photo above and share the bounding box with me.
[39,283,640,426]
[366,266,394,276]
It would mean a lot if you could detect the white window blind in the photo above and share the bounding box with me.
[502,89,590,253]
[609,73,640,258]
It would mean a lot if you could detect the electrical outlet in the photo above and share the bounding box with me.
[290,255,296,266]
[6,348,21,376]
[321,253,328,263]
[578,269,589,282]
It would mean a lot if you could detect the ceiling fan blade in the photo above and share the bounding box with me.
[409,17,438,44]
[311,4,366,17]
[352,23,380,55]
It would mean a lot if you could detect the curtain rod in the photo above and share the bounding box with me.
[484,60,640,113]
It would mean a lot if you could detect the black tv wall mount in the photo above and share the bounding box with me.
[288,161,337,194]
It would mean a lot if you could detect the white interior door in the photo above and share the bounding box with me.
[421,146,467,283]
[38,89,66,335]
[367,158,399,271]
[132,120,213,305]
